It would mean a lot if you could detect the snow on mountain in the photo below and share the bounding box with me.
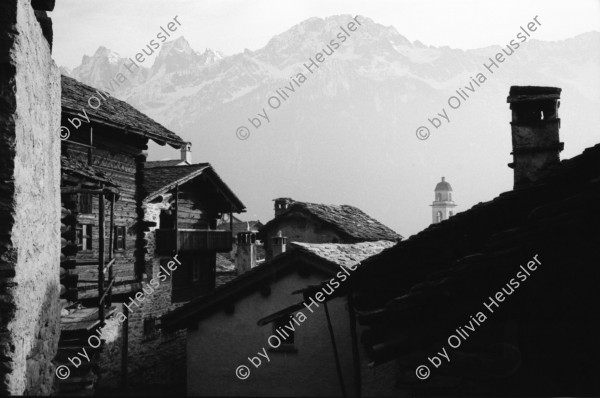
[61,16,600,236]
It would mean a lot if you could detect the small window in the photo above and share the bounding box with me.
[143,316,158,340]
[159,209,175,229]
[436,193,441,201]
[449,211,454,217]
[448,193,452,201]
[78,193,93,214]
[436,211,443,223]
[273,316,295,347]
[76,224,92,251]
[192,263,201,282]
[114,226,126,250]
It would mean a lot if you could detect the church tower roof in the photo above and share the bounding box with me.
[435,176,453,192]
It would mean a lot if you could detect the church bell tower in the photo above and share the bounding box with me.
[431,177,456,224]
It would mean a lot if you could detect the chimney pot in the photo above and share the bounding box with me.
[181,142,192,164]
[268,231,288,260]
[235,231,256,274]
[273,198,294,217]
[506,86,564,189]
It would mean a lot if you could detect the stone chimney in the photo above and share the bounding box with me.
[235,232,256,274]
[507,86,564,189]
[181,142,192,164]
[271,230,288,259]
[273,198,294,217]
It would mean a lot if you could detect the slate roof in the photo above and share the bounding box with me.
[143,163,209,199]
[349,143,600,394]
[61,75,186,149]
[162,240,394,332]
[261,200,402,242]
[217,220,264,236]
[61,155,117,187]
[292,240,396,270]
[145,159,188,168]
[216,254,235,272]
[142,164,245,213]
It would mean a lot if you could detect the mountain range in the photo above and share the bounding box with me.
[61,15,600,237]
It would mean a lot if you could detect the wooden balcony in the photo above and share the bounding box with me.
[156,229,232,254]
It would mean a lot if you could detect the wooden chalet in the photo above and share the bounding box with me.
[142,162,246,302]
[57,75,187,394]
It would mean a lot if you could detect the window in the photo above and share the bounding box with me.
[76,224,92,251]
[448,193,452,201]
[436,193,441,201]
[449,211,454,217]
[159,209,175,229]
[172,253,215,303]
[114,226,126,250]
[271,316,296,351]
[143,316,158,340]
[192,263,201,282]
[78,193,93,214]
[436,211,443,223]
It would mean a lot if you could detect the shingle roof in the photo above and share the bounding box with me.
[217,220,264,235]
[261,200,402,242]
[143,163,210,199]
[61,75,186,149]
[162,241,394,332]
[292,240,396,270]
[142,163,245,213]
[146,160,188,168]
[61,155,117,187]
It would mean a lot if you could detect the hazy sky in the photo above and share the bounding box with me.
[51,1,600,236]
[53,0,600,69]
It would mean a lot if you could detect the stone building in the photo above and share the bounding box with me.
[431,177,457,224]
[259,198,402,259]
[0,0,60,394]
[162,239,394,397]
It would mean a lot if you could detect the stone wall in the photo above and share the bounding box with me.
[0,0,61,394]
[187,270,357,397]
[97,198,187,390]
[127,200,186,387]
[263,217,344,258]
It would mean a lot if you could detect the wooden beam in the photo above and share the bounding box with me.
[99,277,116,304]
[175,183,179,255]
[88,127,93,166]
[61,187,105,195]
[121,304,129,387]
[324,301,347,398]
[61,140,95,150]
[103,258,116,275]
[98,191,105,323]
[107,194,115,306]
[348,294,362,398]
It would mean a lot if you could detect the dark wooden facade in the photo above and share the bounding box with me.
[144,163,246,303]
[57,75,187,394]
[61,126,147,301]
